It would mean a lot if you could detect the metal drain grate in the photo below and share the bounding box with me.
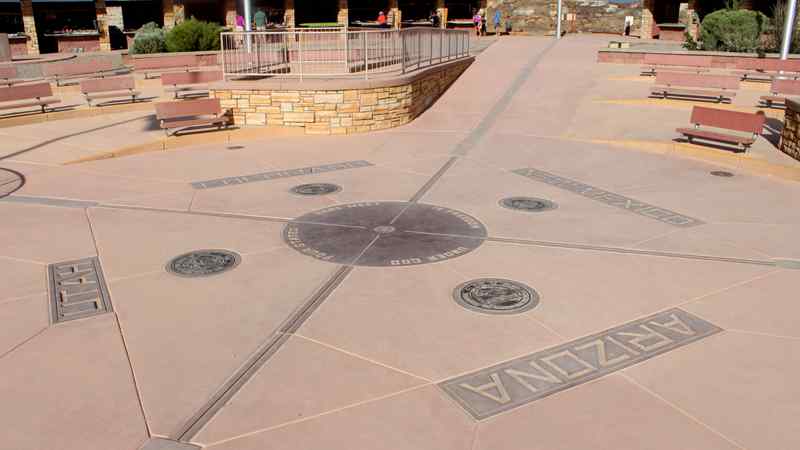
[710,171,734,177]
[499,197,557,212]
[167,250,241,277]
[454,278,539,314]
[48,257,113,323]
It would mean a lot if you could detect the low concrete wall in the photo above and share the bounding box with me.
[781,99,800,162]
[123,50,220,67]
[210,57,473,135]
[598,49,800,69]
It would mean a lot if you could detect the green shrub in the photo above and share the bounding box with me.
[700,9,768,52]
[165,18,221,53]
[683,31,700,50]
[130,22,166,54]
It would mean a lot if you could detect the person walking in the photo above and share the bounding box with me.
[493,9,502,36]
[235,14,245,31]
[473,10,482,37]
[254,9,267,31]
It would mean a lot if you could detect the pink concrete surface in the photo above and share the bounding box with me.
[1,35,799,450]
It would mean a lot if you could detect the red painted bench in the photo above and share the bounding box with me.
[760,78,800,108]
[0,82,60,115]
[43,59,131,86]
[651,72,739,103]
[132,54,204,79]
[154,98,231,136]
[676,106,765,151]
[733,58,800,82]
[161,70,223,99]
[641,54,712,76]
[80,75,141,106]
[0,65,44,86]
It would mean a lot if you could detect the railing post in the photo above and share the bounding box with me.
[440,30,443,64]
[298,32,303,81]
[401,30,406,74]
[363,31,368,80]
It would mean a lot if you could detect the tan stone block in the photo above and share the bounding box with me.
[338,102,359,113]
[343,90,358,101]
[314,93,344,104]
[353,112,373,120]
[315,110,338,120]
[340,117,353,127]
[272,91,301,102]
[237,99,250,108]
[284,112,315,123]
[220,99,237,109]
[281,102,294,112]
[251,95,271,105]
[331,127,348,135]
[360,92,378,106]
[256,106,281,114]
[213,91,231,99]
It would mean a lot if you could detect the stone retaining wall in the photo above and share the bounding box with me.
[211,58,473,135]
[780,99,800,162]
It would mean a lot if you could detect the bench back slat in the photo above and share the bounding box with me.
[133,55,200,71]
[771,78,800,95]
[43,59,114,77]
[80,75,135,94]
[690,106,765,134]
[736,58,800,72]
[655,72,740,90]
[644,53,712,68]
[161,70,223,86]
[0,65,18,79]
[0,82,53,102]
[155,98,221,120]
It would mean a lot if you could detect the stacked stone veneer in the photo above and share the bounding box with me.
[780,99,800,162]
[212,58,472,135]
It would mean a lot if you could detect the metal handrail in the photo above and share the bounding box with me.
[220,28,470,80]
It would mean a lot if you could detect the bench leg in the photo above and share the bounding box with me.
[686,136,693,144]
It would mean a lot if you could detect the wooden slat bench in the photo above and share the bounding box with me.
[733,58,800,82]
[650,72,739,103]
[641,54,712,76]
[133,54,204,79]
[80,75,141,106]
[0,82,60,116]
[161,70,223,99]
[154,98,231,136]
[676,106,765,151]
[43,59,131,86]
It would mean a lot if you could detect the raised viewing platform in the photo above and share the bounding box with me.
[212,28,472,134]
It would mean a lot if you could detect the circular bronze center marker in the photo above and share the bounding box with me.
[167,250,241,277]
[454,278,539,314]
[284,202,487,267]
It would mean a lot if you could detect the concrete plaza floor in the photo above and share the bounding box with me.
[1,35,800,450]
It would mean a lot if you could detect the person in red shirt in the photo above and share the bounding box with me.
[377,11,387,27]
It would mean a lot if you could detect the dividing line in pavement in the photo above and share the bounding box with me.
[173,265,355,441]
